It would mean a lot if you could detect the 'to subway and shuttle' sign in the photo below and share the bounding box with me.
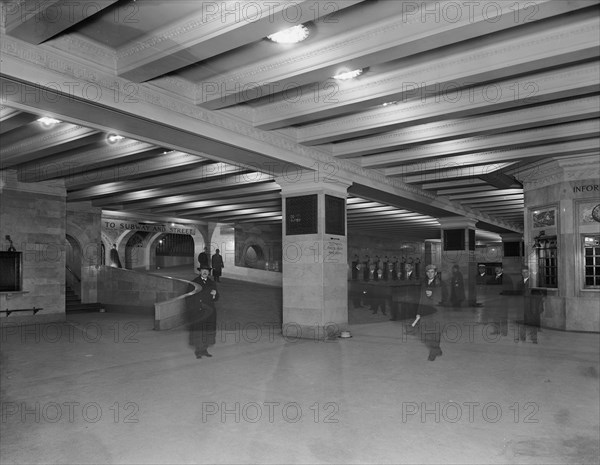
[103,219,197,235]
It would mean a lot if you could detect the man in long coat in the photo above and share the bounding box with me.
[189,265,219,358]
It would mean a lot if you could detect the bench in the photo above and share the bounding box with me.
[0,307,43,316]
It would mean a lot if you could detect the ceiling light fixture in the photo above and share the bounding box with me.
[37,117,61,127]
[107,134,125,143]
[267,24,309,44]
[333,68,363,80]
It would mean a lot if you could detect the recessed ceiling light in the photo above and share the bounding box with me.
[382,101,398,107]
[267,25,309,44]
[333,68,363,80]
[37,117,61,126]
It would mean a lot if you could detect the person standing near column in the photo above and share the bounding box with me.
[189,264,219,359]
[211,249,224,282]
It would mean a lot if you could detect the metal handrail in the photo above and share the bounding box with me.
[65,265,81,282]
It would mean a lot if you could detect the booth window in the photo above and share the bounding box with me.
[534,234,557,288]
[583,235,600,288]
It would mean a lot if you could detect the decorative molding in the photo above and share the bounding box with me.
[1,125,97,158]
[0,169,66,196]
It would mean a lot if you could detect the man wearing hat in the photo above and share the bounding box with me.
[189,264,219,359]
[410,264,444,361]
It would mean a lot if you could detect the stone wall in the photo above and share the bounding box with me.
[0,171,66,325]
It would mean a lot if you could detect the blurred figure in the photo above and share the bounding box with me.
[515,266,544,344]
[351,254,360,280]
[109,244,122,268]
[449,264,465,308]
[211,249,224,282]
[363,255,371,281]
[404,262,416,280]
[198,246,209,269]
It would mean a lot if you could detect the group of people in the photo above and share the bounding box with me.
[351,254,422,281]
[188,247,224,359]
[404,264,544,362]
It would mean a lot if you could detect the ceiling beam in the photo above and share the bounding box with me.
[254,12,599,129]
[4,0,119,45]
[365,120,599,169]
[323,95,600,153]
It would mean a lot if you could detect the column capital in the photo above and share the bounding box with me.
[515,154,600,191]
[437,216,478,229]
[500,233,523,242]
[275,169,352,196]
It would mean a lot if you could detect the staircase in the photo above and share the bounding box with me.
[65,284,104,313]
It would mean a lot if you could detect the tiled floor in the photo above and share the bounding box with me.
[1,268,598,464]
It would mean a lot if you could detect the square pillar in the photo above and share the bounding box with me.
[276,173,351,340]
[438,217,479,306]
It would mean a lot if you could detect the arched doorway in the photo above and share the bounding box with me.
[125,231,149,269]
[155,233,195,269]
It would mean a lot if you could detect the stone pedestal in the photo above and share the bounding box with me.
[516,155,600,332]
[438,217,478,306]
[277,174,350,340]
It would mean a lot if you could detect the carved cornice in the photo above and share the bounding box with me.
[516,155,600,190]
[51,34,116,69]
[0,169,66,196]
[1,125,96,158]
[116,0,242,60]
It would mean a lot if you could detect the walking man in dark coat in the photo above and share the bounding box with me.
[189,265,219,359]
[211,249,224,282]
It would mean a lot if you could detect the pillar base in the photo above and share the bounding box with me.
[281,323,342,341]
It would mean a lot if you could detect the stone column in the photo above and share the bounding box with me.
[438,217,478,306]
[276,174,351,340]
[515,154,600,332]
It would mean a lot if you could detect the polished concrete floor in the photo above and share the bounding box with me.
[1,268,599,465]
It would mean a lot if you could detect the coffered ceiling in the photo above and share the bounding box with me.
[1,0,599,241]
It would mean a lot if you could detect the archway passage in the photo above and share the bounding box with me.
[155,233,195,269]
[125,231,149,269]
[243,244,265,269]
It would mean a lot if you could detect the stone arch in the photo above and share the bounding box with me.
[240,236,269,269]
